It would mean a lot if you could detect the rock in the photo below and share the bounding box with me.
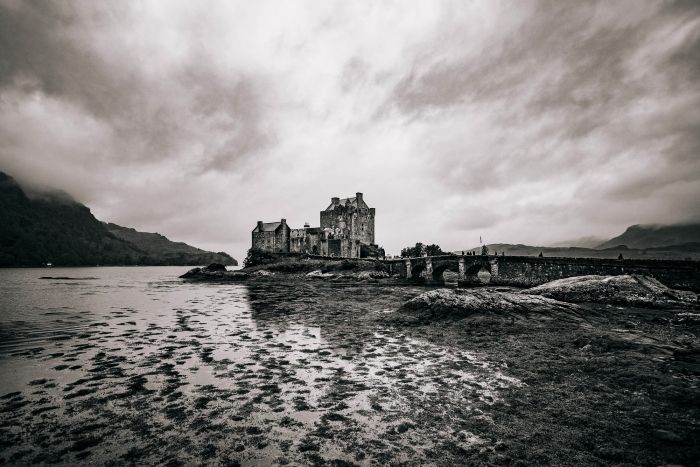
[527,275,698,308]
[394,288,580,323]
[306,270,335,279]
[251,270,274,277]
[355,271,390,280]
[179,267,202,279]
[203,263,227,272]
[179,266,248,281]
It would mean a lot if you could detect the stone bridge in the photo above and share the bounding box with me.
[380,255,700,291]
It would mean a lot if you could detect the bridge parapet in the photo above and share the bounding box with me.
[379,255,700,291]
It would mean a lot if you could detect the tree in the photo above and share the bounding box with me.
[425,244,448,256]
[243,248,276,268]
[401,243,452,257]
[400,242,425,258]
[481,244,489,256]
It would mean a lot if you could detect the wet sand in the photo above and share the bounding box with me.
[0,268,697,465]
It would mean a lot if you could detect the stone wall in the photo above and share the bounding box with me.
[492,256,700,291]
[252,230,277,252]
[384,255,700,291]
[328,239,342,257]
[290,228,325,255]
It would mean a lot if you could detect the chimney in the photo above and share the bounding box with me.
[257,221,263,231]
[304,222,310,229]
[356,192,363,203]
[331,197,339,205]
[280,218,286,225]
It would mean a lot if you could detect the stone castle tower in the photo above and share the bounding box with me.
[320,192,375,258]
[251,192,377,258]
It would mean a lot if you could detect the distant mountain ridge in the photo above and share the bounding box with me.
[597,223,700,249]
[457,223,700,261]
[0,172,236,267]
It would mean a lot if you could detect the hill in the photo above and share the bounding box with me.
[105,223,236,266]
[597,223,700,249]
[0,172,236,267]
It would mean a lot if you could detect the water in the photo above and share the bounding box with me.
[0,267,519,465]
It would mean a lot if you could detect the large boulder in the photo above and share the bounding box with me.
[394,288,580,323]
[527,275,698,308]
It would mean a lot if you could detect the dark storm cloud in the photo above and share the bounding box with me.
[1,0,698,257]
[0,0,271,172]
[0,2,131,118]
[388,1,699,118]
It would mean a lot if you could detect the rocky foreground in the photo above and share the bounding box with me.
[5,267,695,465]
[528,274,698,308]
[388,274,698,326]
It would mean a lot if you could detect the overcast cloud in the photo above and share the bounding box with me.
[1,0,699,258]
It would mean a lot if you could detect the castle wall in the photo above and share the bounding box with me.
[290,228,325,255]
[328,239,342,257]
[319,198,374,258]
[252,224,290,253]
[289,229,305,253]
[252,231,277,252]
[277,225,290,253]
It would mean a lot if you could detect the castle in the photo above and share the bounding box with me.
[252,192,378,258]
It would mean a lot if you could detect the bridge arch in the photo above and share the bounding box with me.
[432,263,459,284]
[410,263,425,281]
[464,263,492,285]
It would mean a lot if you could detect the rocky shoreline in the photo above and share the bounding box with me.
[181,263,699,311]
[180,260,394,283]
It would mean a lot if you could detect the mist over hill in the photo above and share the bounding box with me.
[0,172,236,267]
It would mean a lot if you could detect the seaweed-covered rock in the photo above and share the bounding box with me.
[394,288,580,323]
[527,275,698,308]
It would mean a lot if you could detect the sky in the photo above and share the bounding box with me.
[1,0,699,259]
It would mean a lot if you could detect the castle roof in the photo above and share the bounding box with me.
[325,197,357,211]
[253,222,281,232]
